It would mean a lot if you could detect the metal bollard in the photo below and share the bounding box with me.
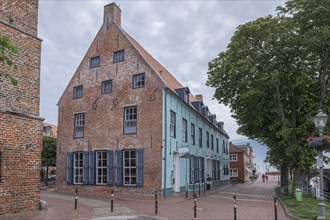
[233,195,237,220]
[155,191,158,215]
[199,180,201,195]
[186,183,188,198]
[111,189,114,212]
[74,188,78,210]
[274,197,277,220]
[193,194,197,219]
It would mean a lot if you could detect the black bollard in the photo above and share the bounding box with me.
[193,194,197,219]
[74,188,78,210]
[186,183,188,198]
[233,195,237,220]
[155,191,158,215]
[111,189,114,212]
[274,197,278,220]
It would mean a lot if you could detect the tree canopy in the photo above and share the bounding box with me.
[42,136,57,167]
[207,0,329,178]
[0,32,18,85]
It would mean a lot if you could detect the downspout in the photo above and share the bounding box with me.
[163,87,168,197]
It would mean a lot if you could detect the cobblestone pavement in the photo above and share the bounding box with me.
[2,180,288,220]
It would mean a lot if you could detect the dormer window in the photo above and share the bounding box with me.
[175,87,190,103]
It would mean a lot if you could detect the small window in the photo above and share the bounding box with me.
[74,152,84,184]
[113,50,124,63]
[170,111,176,138]
[191,123,195,145]
[96,151,108,185]
[230,169,238,177]
[74,113,85,138]
[216,138,219,153]
[73,85,83,99]
[183,91,189,103]
[101,80,112,94]
[133,73,145,89]
[90,56,100,68]
[182,118,187,142]
[230,154,238,161]
[211,134,214,150]
[206,131,209,148]
[124,106,137,134]
[199,128,202,148]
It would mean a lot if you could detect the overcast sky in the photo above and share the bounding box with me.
[38,0,286,167]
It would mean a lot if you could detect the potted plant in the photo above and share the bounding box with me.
[206,176,212,190]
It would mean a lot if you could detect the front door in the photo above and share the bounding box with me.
[173,154,180,192]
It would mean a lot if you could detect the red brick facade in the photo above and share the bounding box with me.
[56,3,163,195]
[0,0,42,215]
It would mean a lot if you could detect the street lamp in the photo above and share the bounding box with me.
[313,109,328,220]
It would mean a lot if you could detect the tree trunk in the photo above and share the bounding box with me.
[291,168,302,198]
[281,163,288,188]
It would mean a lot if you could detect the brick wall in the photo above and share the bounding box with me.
[0,0,42,215]
[56,16,164,195]
[230,152,245,183]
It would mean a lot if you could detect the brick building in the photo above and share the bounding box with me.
[57,3,230,197]
[0,0,42,215]
[229,143,255,183]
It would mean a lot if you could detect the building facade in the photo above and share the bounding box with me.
[229,143,255,183]
[0,0,42,215]
[56,3,230,197]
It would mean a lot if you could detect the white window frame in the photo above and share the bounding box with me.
[191,123,195,145]
[96,151,107,185]
[230,169,238,177]
[123,150,137,186]
[74,152,83,184]
[230,154,238,162]
[170,111,176,138]
[74,113,84,138]
[182,118,187,142]
[124,106,137,134]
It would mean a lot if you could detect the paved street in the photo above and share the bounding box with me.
[2,180,288,220]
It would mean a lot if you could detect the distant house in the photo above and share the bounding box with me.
[0,0,42,215]
[229,143,255,183]
[56,2,231,197]
[43,122,58,138]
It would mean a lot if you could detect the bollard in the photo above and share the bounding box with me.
[186,183,188,198]
[74,188,78,210]
[233,195,237,220]
[193,182,195,196]
[155,191,158,215]
[111,189,114,212]
[274,197,277,220]
[199,180,201,195]
[193,194,197,219]
[204,179,206,194]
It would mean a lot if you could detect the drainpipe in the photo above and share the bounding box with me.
[163,87,168,197]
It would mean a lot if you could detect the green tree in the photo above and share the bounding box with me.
[0,32,19,85]
[42,136,57,184]
[207,0,329,193]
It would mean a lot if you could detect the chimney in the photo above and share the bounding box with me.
[195,94,203,101]
[104,3,121,27]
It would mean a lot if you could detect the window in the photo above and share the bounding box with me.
[191,123,195,145]
[190,156,204,183]
[73,85,83,99]
[182,118,187,142]
[206,131,209,148]
[133,73,145,89]
[96,151,107,185]
[199,128,202,148]
[170,111,176,138]
[230,169,238,177]
[74,113,85,138]
[113,50,124,63]
[223,140,225,153]
[74,152,83,184]
[216,138,219,153]
[230,154,238,161]
[211,134,214,150]
[101,80,112,94]
[123,150,137,186]
[223,164,229,175]
[124,106,137,134]
[183,91,188,103]
[90,56,100,68]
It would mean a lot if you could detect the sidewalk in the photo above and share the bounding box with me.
[2,180,288,220]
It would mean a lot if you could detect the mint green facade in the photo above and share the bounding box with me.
[162,88,230,197]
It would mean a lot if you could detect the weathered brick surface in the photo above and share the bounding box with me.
[56,6,163,196]
[0,0,42,215]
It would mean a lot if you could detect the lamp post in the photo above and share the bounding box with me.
[313,109,328,220]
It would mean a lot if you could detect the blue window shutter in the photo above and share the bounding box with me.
[136,149,144,187]
[83,152,89,184]
[107,150,114,185]
[115,150,123,186]
[88,151,95,184]
[66,152,73,185]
